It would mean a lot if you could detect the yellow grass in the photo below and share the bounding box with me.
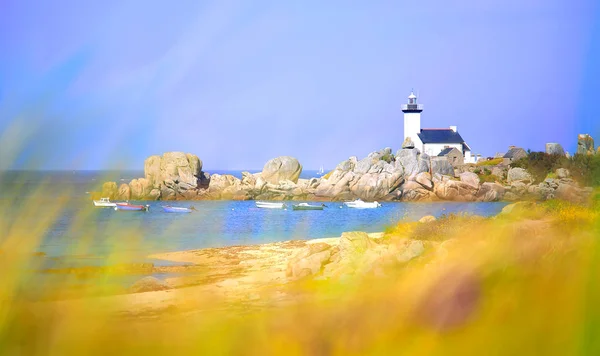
[1,179,600,354]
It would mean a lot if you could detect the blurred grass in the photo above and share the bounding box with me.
[1,174,600,355]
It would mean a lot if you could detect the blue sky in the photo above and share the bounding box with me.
[0,0,598,170]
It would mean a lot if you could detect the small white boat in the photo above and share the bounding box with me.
[93,197,117,207]
[162,205,196,213]
[343,199,381,209]
[318,165,324,175]
[256,201,287,209]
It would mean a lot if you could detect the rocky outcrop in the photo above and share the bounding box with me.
[431,157,455,176]
[286,243,332,279]
[507,168,533,184]
[577,134,595,155]
[546,143,565,156]
[129,276,170,293]
[261,156,302,184]
[314,148,406,201]
[97,133,593,203]
[117,183,131,200]
[101,182,118,199]
[287,233,426,280]
[402,137,415,149]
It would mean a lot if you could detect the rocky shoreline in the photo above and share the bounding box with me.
[96,144,593,204]
[39,200,575,315]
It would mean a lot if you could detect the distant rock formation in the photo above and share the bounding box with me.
[261,156,302,184]
[577,134,595,155]
[545,143,565,156]
[95,133,593,203]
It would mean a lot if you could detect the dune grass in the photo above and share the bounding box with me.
[1,181,600,354]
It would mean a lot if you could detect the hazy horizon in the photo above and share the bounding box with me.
[1,0,599,170]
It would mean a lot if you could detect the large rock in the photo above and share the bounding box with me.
[434,180,478,201]
[336,158,356,172]
[208,174,243,199]
[577,134,595,155]
[261,156,302,184]
[401,181,432,201]
[355,157,374,174]
[507,168,533,184]
[555,168,570,179]
[402,137,415,149]
[286,243,332,279]
[144,155,162,188]
[241,171,257,187]
[395,148,425,178]
[415,172,433,190]
[129,276,170,293]
[395,240,425,263]
[460,172,480,188]
[339,231,376,260]
[144,152,203,191]
[431,157,455,176]
[101,182,118,199]
[545,143,565,156]
[350,172,403,201]
[476,182,505,202]
[129,178,153,199]
[117,183,131,200]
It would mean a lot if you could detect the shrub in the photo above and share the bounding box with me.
[510,152,600,186]
[565,154,600,187]
[477,157,503,166]
[510,152,568,183]
[478,174,498,183]
[380,153,394,163]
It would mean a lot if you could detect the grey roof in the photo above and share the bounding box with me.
[503,147,526,158]
[438,147,457,156]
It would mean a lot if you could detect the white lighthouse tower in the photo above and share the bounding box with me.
[402,90,423,151]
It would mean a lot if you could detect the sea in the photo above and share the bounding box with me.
[1,170,507,267]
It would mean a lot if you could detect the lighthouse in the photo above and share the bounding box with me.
[401,90,423,151]
[401,89,475,164]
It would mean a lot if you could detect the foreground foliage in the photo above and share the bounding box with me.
[1,187,600,354]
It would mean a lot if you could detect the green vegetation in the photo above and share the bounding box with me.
[477,157,503,166]
[511,152,600,186]
[380,153,394,163]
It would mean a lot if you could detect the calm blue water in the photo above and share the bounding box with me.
[1,171,508,265]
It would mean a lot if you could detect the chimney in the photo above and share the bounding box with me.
[509,145,516,150]
[450,126,457,132]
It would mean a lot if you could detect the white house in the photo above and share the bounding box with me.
[402,91,475,164]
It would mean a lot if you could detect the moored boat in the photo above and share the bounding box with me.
[114,203,150,211]
[256,201,287,209]
[292,203,326,211]
[162,205,196,213]
[343,199,381,209]
[93,197,117,207]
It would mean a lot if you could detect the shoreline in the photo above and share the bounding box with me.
[148,232,385,265]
